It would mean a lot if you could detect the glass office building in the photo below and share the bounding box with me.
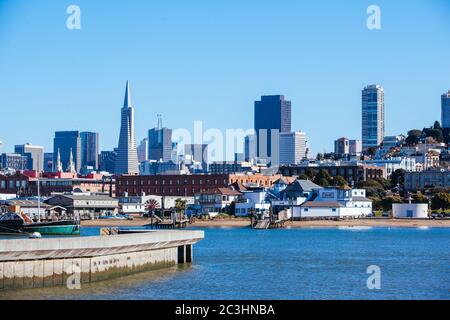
[362,85,385,151]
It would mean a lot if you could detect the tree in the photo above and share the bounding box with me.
[356,179,385,197]
[305,168,317,180]
[390,169,405,188]
[298,174,309,181]
[405,129,422,145]
[316,153,324,161]
[366,146,378,157]
[411,193,428,204]
[433,121,442,130]
[174,198,187,219]
[313,170,332,187]
[381,196,403,212]
[332,176,348,187]
[423,127,443,143]
[431,193,450,211]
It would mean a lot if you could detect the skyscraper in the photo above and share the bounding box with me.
[80,132,99,170]
[115,81,139,175]
[184,144,208,171]
[244,134,257,162]
[362,85,385,151]
[254,95,291,160]
[148,127,173,162]
[14,143,44,172]
[53,131,81,172]
[137,138,149,163]
[279,132,309,165]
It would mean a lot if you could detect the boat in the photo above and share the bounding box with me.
[0,212,80,236]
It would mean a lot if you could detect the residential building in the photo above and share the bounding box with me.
[362,84,385,151]
[279,163,385,185]
[279,131,309,165]
[115,81,139,175]
[14,144,44,172]
[80,132,99,170]
[334,137,350,156]
[254,95,291,160]
[194,188,242,215]
[404,169,450,191]
[0,153,28,171]
[383,135,406,149]
[53,131,81,172]
[363,157,416,178]
[299,187,372,219]
[349,140,362,155]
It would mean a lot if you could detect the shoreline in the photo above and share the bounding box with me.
[81,218,450,229]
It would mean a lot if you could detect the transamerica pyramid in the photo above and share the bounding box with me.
[115,81,139,175]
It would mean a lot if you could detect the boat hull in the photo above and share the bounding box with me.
[22,224,80,236]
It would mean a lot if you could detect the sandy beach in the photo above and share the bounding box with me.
[81,217,450,228]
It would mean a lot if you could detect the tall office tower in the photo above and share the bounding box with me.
[115,81,139,175]
[442,90,450,143]
[99,149,118,173]
[279,132,308,165]
[53,131,81,172]
[137,138,149,163]
[148,127,173,162]
[14,143,44,172]
[184,144,208,171]
[362,84,385,151]
[43,152,53,172]
[254,95,291,160]
[244,134,257,162]
[80,132,99,170]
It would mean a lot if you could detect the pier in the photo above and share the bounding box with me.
[0,230,204,290]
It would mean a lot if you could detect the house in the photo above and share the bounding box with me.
[194,188,242,215]
[299,186,372,219]
[234,187,271,217]
[46,193,119,220]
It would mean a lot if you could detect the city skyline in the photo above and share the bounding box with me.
[1,1,449,154]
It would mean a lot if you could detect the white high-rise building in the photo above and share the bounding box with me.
[279,131,309,165]
[115,81,139,175]
[14,143,45,172]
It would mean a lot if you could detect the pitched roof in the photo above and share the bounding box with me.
[229,181,248,192]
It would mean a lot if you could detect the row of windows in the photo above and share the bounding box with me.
[118,179,227,186]
[0,180,27,189]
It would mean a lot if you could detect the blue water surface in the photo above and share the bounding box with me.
[1,226,449,300]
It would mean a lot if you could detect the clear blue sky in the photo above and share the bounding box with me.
[0,0,449,157]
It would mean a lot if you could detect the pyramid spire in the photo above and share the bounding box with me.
[123,80,132,108]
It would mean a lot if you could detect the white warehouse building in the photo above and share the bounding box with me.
[392,203,429,219]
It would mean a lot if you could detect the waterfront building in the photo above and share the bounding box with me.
[392,203,429,219]
[115,81,139,175]
[404,169,450,191]
[0,153,28,171]
[194,188,242,215]
[14,143,44,172]
[362,85,385,151]
[137,138,149,163]
[184,144,208,172]
[254,95,291,160]
[80,132,99,170]
[53,131,81,172]
[46,194,119,220]
[299,187,372,219]
[279,131,309,165]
